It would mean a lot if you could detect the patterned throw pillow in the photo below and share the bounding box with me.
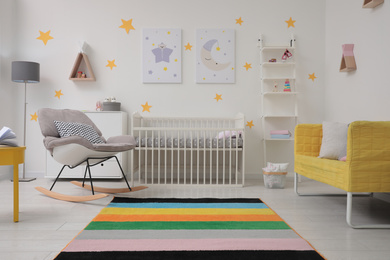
[54,121,105,144]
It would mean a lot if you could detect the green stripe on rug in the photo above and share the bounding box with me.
[85,221,290,230]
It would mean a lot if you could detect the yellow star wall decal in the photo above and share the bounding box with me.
[119,19,135,34]
[214,94,222,102]
[106,60,117,70]
[36,30,54,45]
[30,112,38,121]
[141,102,152,112]
[54,89,63,99]
[308,73,317,82]
[246,120,254,129]
[236,17,244,26]
[285,17,296,28]
[184,42,193,51]
[243,62,252,71]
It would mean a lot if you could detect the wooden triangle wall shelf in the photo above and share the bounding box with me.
[362,0,384,8]
[69,52,96,81]
[340,44,357,72]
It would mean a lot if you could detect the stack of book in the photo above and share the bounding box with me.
[270,130,291,139]
[0,126,18,146]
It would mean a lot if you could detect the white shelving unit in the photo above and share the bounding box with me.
[258,34,297,171]
[45,111,128,179]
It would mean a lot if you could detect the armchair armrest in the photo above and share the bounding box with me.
[106,135,135,145]
[294,124,322,157]
[94,135,136,152]
[348,121,390,188]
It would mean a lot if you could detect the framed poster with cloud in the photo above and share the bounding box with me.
[142,28,181,83]
[196,29,235,83]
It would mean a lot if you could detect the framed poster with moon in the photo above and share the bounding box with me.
[196,29,235,83]
[142,28,182,83]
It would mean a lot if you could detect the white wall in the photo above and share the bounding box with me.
[325,0,389,122]
[0,0,326,179]
[0,0,20,179]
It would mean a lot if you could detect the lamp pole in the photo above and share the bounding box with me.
[20,81,35,181]
[11,61,40,182]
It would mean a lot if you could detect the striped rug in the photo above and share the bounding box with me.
[55,198,325,260]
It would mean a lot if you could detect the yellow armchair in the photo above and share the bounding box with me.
[294,121,390,228]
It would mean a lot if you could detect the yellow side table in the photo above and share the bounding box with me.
[0,146,26,222]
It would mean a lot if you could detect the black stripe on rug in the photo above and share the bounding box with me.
[111,197,263,203]
[55,250,325,260]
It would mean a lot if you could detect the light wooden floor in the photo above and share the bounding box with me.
[1,176,390,260]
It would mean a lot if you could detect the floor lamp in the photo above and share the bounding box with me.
[11,61,40,182]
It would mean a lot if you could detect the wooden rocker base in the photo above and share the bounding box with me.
[35,187,109,202]
[70,181,148,194]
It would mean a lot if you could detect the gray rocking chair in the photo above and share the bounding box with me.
[36,108,147,201]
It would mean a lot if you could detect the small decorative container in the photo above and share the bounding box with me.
[103,102,121,111]
[263,171,287,189]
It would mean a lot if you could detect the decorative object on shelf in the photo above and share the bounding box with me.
[196,29,235,83]
[11,61,40,182]
[273,81,278,92]
[362,0,384,8]
[69,41,95,81]
[103,97,121,111]
[284,79,291,92]
[96,101,102,111]
[281,49,292,61]
[269,58,277,62]
[340,44,356,72]
[142,28,181,83]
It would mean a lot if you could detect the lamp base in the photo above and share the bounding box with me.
[11,177,36,182]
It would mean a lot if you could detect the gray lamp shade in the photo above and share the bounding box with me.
[12,61,40,83]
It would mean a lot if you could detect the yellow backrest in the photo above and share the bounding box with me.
[294,124,322,157]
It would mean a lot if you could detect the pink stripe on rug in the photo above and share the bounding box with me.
[64,238,313,252]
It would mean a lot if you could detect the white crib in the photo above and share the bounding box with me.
[130,112,245,186]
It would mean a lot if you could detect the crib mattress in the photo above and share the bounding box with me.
[135,137,243,148]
